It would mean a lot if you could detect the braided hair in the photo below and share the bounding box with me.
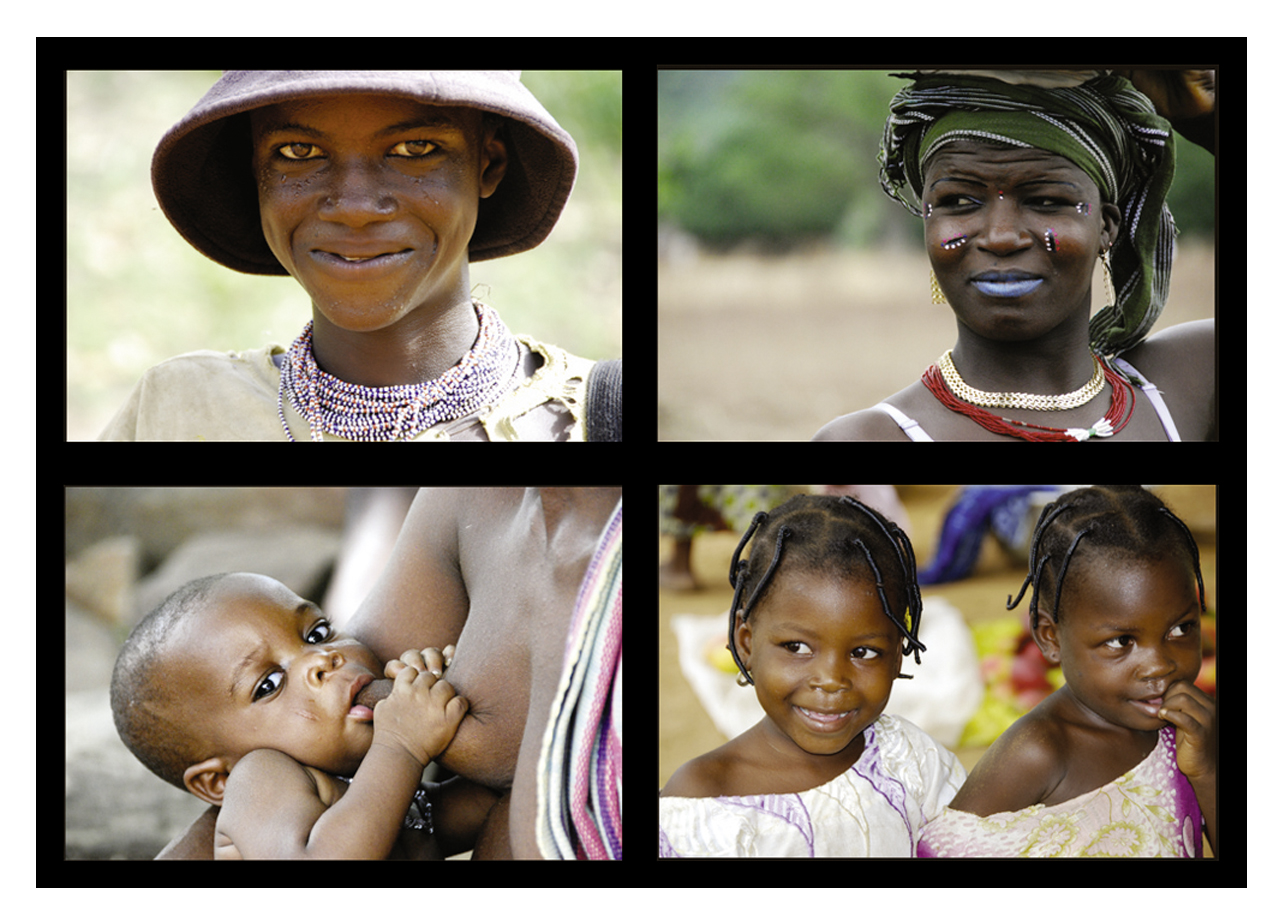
[1007,485,1206,632]
[727,494,925,686]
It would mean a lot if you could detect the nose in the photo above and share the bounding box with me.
[305,646,345,687]
[319,159,398,226]
[976,200,1035,255]
[809,653,854,694]
[1134,644,1177,683]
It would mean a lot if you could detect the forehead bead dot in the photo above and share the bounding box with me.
[276,299,521,442]
[942,234,968,250]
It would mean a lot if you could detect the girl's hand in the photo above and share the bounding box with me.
[1159,678,1217,782]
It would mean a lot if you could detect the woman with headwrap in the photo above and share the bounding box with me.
[813,70,1215,442]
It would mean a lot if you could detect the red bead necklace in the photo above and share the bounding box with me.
[921,354,1136,442]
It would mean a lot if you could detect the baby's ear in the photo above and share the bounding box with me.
[183,756,232,806]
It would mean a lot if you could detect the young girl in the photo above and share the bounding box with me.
[918,485,1216,857]
[659,494,966,857]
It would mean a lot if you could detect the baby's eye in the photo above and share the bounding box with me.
[1103,635,1133,649]
[305,620,333,644]
[781,641,812,654]
[389,139,438,158]
[277,142,324,160]
[253,669,284,701]
[852,647,880,659]
[1169,621,1197,639]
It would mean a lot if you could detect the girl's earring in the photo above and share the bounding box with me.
[929,269,947,304]
[736,670,754,687]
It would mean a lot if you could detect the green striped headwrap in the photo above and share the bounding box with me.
[879,72,1177,355]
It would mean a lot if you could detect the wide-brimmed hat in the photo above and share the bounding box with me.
[152,70,578,274]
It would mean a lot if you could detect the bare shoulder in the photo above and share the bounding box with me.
[660,747,736,798]
[1117,318,1215,440]
[947,708,1068,817]
[812,406,913,442]
[216,749,328,859]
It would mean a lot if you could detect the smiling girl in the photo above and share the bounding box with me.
[659,495,965,857]
[917,485,1216,857]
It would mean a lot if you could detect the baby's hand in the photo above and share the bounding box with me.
[372,650,466,768]
[1159,679,1217,783]
[385,645,455,679]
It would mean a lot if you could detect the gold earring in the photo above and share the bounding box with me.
[736,670,753,687]
[1100,250,1116,307]
[929,269,947,304]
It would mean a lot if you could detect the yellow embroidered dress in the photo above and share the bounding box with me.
[917,725,1202,857]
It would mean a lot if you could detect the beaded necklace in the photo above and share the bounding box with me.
[922,351,1136,442]
[277,299,520,442]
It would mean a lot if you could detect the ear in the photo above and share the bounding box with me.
[184,756,233,806]
[732,609,753,671]
[1031,607,1062,665]
[478,121,509,200]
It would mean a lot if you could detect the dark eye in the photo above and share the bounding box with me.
[305,620,333,644]
[253,669,284,701]
[277,142,324,160]
[389,139,438,158]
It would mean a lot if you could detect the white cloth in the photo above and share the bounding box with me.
[659,714,965,857]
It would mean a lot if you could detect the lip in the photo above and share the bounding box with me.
[309,248,414,276]
[346,673,374,721]
[970,271,1044,299]
[794,705,856,733]
[1130,696,1165,719]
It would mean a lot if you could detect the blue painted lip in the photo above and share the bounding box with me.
[972,278,1044,298]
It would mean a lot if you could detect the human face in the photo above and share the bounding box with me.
[250,95,506,333]
[922,141,1120,341]
[735,570,903,758]
[1035,554,1203,732]
[167,573,384,782]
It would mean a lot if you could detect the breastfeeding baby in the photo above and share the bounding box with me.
[111,571,497,859]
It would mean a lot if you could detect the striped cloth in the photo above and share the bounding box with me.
[879,71,1177,356]
[536,499,622,858]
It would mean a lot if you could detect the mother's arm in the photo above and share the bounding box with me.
[344,488,472,665]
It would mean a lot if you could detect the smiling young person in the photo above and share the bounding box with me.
[814,70,1216,442]
[100,71,605,441]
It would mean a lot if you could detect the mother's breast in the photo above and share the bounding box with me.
[433,611,531,791]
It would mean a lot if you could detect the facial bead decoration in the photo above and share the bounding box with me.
[924,203,933,218]
[1075,202,1091,215]
[942,234,968,250]
[1044,228,1057,253]
[997,189,1005,200]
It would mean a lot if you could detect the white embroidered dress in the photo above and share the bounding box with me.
[659,714,965,857]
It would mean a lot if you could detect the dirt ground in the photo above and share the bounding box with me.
[657,241,1215,441]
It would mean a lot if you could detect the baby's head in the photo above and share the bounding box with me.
[110,572,383,805]
[727,494,925,754]
[1008,485,1206,728]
